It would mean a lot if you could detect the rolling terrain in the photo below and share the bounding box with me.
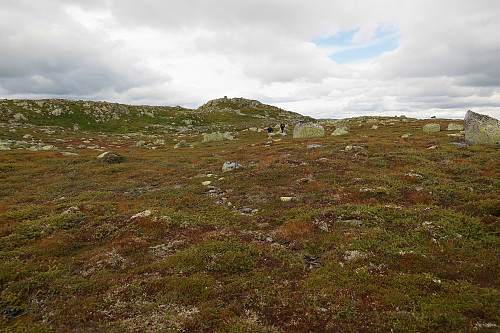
[1,98,499,332]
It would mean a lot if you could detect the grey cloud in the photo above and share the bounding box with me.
[0,0,167,98]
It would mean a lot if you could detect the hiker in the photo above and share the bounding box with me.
[267,125,274,133]
[280,122,285,133]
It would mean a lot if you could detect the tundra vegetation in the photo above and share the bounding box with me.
[0,98,499,332]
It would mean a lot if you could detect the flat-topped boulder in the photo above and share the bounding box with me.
[423,123,441,133]
[464,110,500,146]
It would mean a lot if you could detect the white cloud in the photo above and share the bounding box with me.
[0,0,499,119]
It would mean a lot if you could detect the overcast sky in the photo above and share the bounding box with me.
[1,0,500,119]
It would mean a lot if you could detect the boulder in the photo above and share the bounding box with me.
[202,132,234,143]
[13,113,27,121]
[331,129,349,136]
[423,123,441,133]
[464,110,500,146]
[97,151,124,163]
[293,122,325,138]
[447,123,464,131]
[222,161,243,172]
[174,140,194,148]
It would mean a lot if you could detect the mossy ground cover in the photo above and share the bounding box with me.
[0,117,499,332]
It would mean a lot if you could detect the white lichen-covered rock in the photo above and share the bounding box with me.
[464,110,500,146]
[293,122,325,138]
[130,210,152,219]
[202,132,234,142]
[423,123,441,133]
[331,129,349,136]
[13,113,27,121]
[447,123,464,131]
[222,161,243,172]
[42,145,58,151]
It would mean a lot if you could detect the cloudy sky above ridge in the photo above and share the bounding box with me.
[1,0,500,119]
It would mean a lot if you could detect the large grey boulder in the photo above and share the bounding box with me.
[464,110,500,146]
[293,122,325,138]
[202,132,234,143]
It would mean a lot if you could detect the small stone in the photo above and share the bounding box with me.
[202,181,212,186]
[307,144,323,149]
[23,134,33,139]
[130,210,152,219]
[344,145,363,151]
[62,206,80,214]
[401,133,413,138]
[280,196,295,202]
[344,250,368,261]
[371,125,379,130]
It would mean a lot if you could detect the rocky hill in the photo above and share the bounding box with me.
[0,97,312,134]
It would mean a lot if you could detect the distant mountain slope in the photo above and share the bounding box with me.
[0,97,312,134]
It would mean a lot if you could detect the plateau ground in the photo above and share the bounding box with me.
[1,98,499,332]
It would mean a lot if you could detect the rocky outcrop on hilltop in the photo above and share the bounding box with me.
[198,97,310,123]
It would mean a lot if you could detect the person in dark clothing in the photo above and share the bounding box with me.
[267,126,274,133]
[280,122,285,133]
